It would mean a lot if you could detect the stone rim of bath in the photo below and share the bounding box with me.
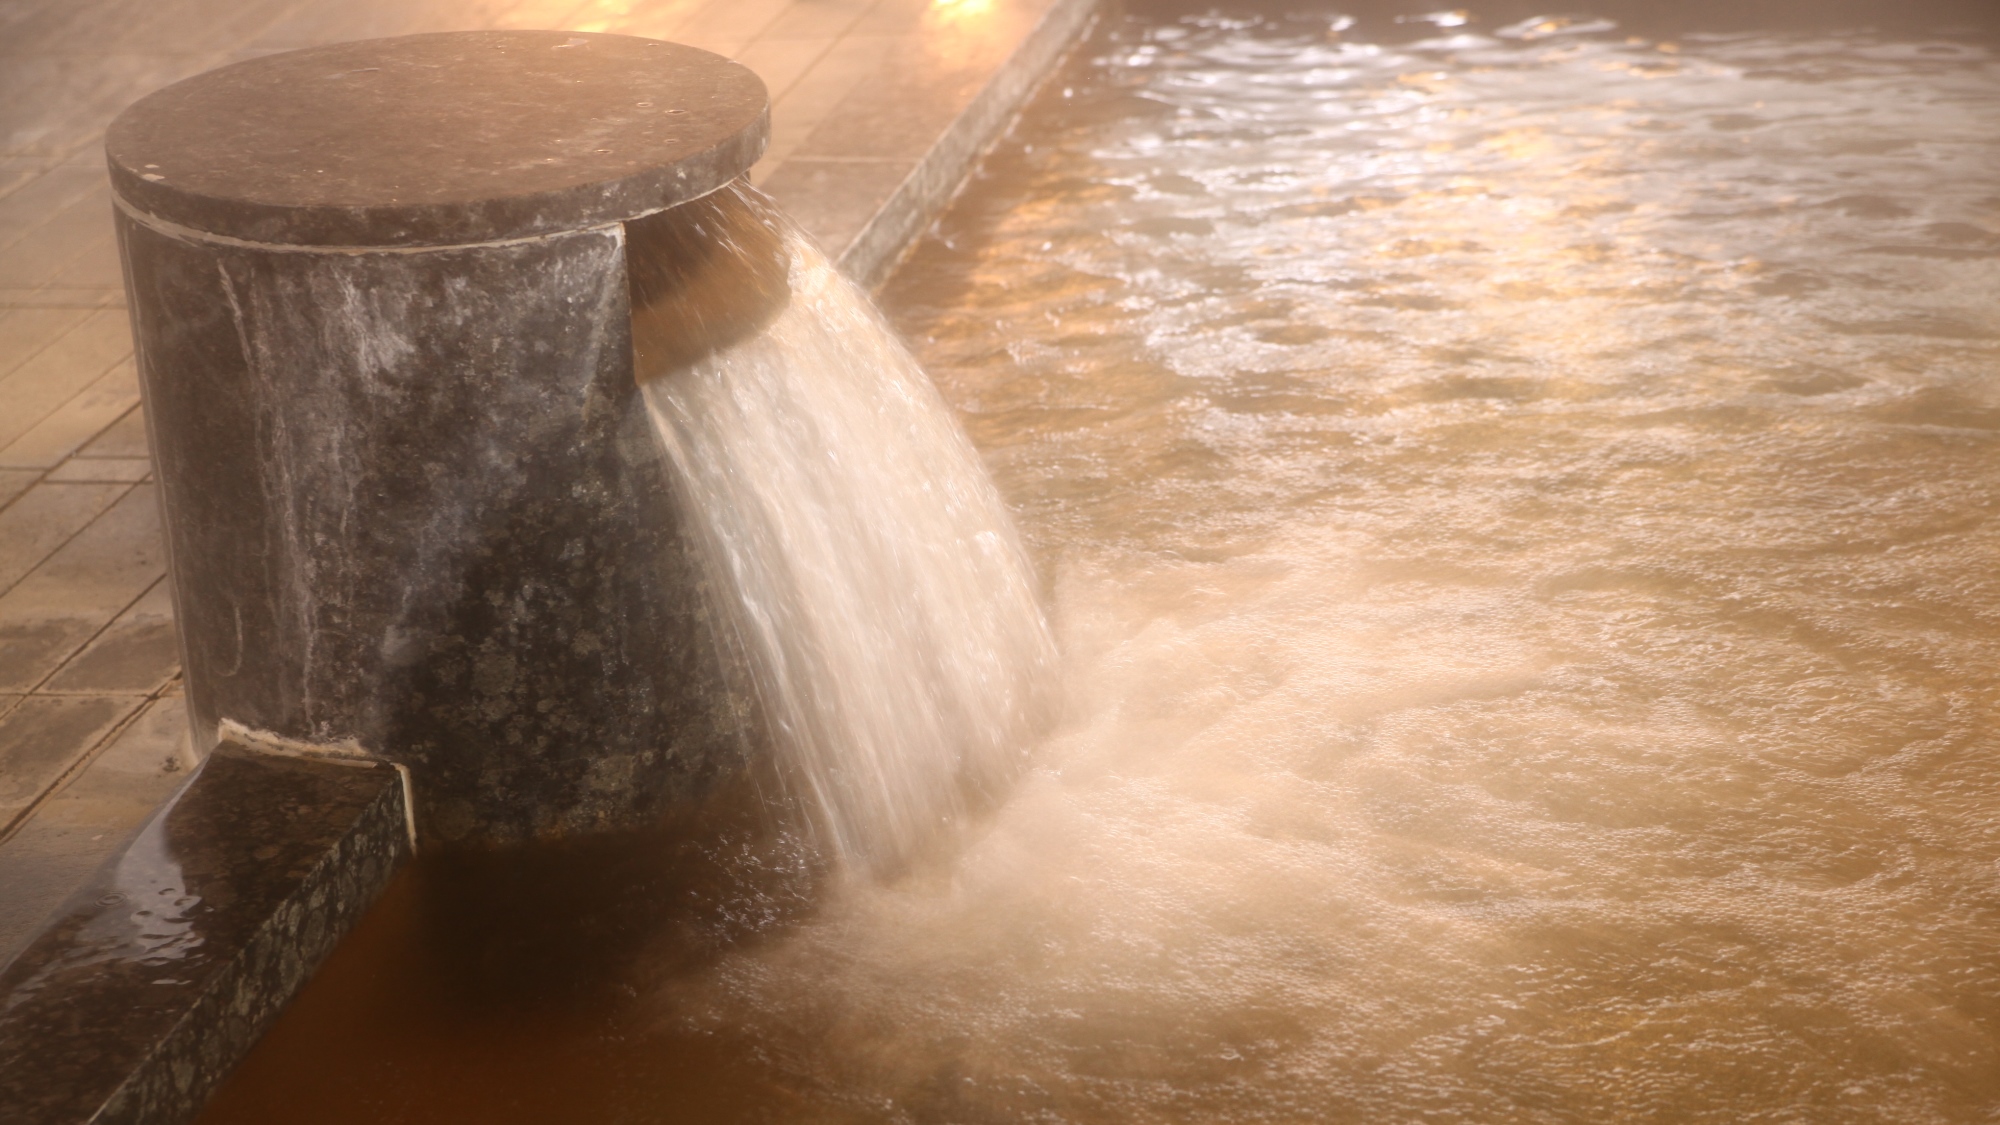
[104,30,770,248]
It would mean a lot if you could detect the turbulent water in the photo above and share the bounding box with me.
[689,3,2000,1120]
[640,206,1057,872]
[200,3,2000,1123]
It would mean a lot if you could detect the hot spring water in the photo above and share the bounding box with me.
[203,3,2000,1122]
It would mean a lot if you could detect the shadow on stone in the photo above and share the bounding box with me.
[628,180,793,381]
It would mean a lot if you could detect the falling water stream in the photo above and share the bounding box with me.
[202,2,2000,1122]
[639,202,1058,872]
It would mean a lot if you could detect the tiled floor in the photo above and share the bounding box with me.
[0,0,1088,959]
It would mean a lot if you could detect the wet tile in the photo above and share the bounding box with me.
[496,0,597,29]
[0,163,45,204]
[0,309,132,452]
[0,0,127,57]
[0,694,187,833]
[0,0,69,44]
[761,156,916,259]
[0,480,129,594]
[0,306,92,381]
[43,578,177,694]
[792,90,969,164]
[735,35,833,102]
[759,99,856,176]
[74,403,147,458]
[0,167,101,252]
[759,0,878,40]
[674,0,794,56]
[789,12,1032,163]
[0,484,166,690]
[0,185,113,288]
[0,287,124,310]
[565,0,706,37]
[0,469,37,508]
[0,619,93,694]
[248,0,522,49]
[0,694,139,828]
[850,0,930,35]
[0,357,141,469]
[44,456,149,484]
[0,53,228,162]
[0,696,195,965]
[83,0,301,56]
[50,229,122,288]
[0,482,162,612]
[80,693,193,777]
[759,32,907,167]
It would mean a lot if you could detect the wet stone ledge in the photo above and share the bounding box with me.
[0,743,410,1125]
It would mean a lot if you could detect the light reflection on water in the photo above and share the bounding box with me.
[200,3,2000,1122]
[769,3,2000,1119]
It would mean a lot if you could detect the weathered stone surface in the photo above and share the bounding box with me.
[109,32,768,845]
[120,212,750,845]
[0,743,409,1125]
[105,31,770,248]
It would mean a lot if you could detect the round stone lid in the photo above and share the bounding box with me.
[105,31,769,248]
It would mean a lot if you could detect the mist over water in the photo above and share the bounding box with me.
[199,3,2000,1122]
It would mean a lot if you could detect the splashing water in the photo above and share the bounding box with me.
[638,190,1059,872]
[197,6,2000,1123]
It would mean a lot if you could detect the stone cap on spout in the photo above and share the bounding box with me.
[104,30,770,248]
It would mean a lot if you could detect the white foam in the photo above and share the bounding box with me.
[643,223,1059,873]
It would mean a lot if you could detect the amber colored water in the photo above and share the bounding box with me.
[202,2,2000,1122]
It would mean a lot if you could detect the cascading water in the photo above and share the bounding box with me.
[201,4,2000,1123]
[634,184,1059,872]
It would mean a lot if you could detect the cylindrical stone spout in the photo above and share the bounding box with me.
[107,31,777,846]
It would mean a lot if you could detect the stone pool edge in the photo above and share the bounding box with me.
[0,744,410,1125]
[764,0,1101,289]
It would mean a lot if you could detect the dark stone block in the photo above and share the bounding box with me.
[0,743,410,1125]
[106,32,774,845]
[119,211,751,844]
[0,618,96,694]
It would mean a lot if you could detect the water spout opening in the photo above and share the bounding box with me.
[627,181,792,382]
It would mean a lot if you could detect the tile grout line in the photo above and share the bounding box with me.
[18,571,171,700]
[0,568,177,832]
[0,480,139,601]
[727,3,811,65]
[0,672,184,847]
[0,0,297,847]
[0,347,137,463]
[0,466,52,518]
[0,175,110,263]
[745,37,839,106]
[737,0,890,105]
[58,402,145,463]
[847,0,1102,289]
[0,308,118,387]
